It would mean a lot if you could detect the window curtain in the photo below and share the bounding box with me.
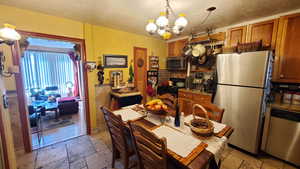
[67,51,79,97]
[21,50,75,96]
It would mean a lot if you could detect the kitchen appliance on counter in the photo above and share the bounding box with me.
[214,51,273,154]
[167,57,186,70]
[262,108,300,167]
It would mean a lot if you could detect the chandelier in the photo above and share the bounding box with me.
[145,0,188,40]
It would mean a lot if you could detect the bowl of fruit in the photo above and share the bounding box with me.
[144,99,169,116]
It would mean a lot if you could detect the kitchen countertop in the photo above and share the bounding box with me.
[271,102,300,112]
[178,88,212,96]
[110,91,141,98]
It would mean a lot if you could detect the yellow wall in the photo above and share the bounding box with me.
[0,5,84,39]
[84,23,167,128]
[0,46,17,169]
[0,4,167,160]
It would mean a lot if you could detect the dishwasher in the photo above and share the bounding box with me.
[262,107,300,167]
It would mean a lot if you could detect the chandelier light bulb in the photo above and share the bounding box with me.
[172,25,181,35]
[157,28,166,36]
[175,13,188,28]
[156,12,169,28]
[145,19,157,34]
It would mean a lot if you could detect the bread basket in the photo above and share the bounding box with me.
[190,104,214,137]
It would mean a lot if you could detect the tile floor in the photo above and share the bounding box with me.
[31,101,86,149]
[16,131,298,169]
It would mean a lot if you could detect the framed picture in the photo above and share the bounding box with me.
[109,70,123,83]
[103,55,128,68]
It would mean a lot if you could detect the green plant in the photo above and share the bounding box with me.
[128,62,134,83]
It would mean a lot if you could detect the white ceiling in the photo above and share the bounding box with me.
[1,0,300,38]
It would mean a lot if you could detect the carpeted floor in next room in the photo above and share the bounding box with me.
[16,130,297,169]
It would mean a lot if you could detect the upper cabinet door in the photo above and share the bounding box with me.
[168,39,187,57]
[168,42,175,56]
[247,19,279,49]
[273,13,300,83]
[226,26,247,47]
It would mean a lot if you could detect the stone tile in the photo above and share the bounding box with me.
[17,162,35,169]
[16,150,37,167]
[220,145,233,161]
[93,140,112,155]
[35,157,69,169]
[230,149,262,169]
[261,163,280,169]
[36,143,67,167]
[69,158,87,169]
[221,153,243,169]
[239,160,262,169]
[283,163,298,169]
[66,136,96,163]
[260,156,284,169]
[86,152,111,169]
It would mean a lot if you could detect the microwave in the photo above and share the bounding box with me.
[167,57,186,70]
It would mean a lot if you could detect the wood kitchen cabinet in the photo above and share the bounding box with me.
[178,89,212,115]
[168,39,187,57]
[178,97,193,115]
[226,26,247,47]
[273,13,300,83]
[247,19,279,49]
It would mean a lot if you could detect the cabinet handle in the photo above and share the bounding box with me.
[280,74,284,78]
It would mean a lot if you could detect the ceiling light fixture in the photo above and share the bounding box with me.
[0,24,21,42]
[145,0,188,40]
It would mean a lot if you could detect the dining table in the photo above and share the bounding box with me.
[112,104,234,169]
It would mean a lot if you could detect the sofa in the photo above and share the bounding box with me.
[58,97,79,115]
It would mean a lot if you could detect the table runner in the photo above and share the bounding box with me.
[152,125,202,157]
[113,108,144,122]
[144,113,228,160]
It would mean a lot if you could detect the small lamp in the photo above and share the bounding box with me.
[0,24,21,45]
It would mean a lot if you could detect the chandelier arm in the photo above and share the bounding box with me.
[166,0,176,18]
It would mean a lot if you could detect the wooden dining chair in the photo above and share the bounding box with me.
[128,121,172,169]
[192,102,225,123]
[158,93,176,108]
[158,93,177,116]
[101,106,135,169]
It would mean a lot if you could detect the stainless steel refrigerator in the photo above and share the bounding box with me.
[214,51,272,154]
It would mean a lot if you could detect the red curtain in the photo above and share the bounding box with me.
[68,51,79,97]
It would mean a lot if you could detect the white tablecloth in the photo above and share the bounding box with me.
[115,106,228,160]
[144,113,228,160]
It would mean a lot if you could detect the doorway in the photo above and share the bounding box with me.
[134,47,147,103]
[21,37,86,149]
[10,31,91,152]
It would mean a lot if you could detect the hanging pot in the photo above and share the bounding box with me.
[192,44,206,57]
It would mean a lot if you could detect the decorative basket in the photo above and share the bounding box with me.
[190,104,214,137]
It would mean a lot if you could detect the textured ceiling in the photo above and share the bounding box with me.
[1,0,300,38]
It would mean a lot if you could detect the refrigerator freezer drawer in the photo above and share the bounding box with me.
[265,115,300,166]
[217,51,270,88]
[214,85,264,154]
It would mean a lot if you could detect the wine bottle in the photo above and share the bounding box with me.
[174,103,180,127]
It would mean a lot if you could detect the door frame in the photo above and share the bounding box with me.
[133,47,147,103]
[0,108,10,169]
[11,30,91,152]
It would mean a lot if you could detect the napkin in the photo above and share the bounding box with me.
[113,109,143,122]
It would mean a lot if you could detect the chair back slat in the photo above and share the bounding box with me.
[192,102,225,123]
[129,122,168,169]
[101,107,128,150]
